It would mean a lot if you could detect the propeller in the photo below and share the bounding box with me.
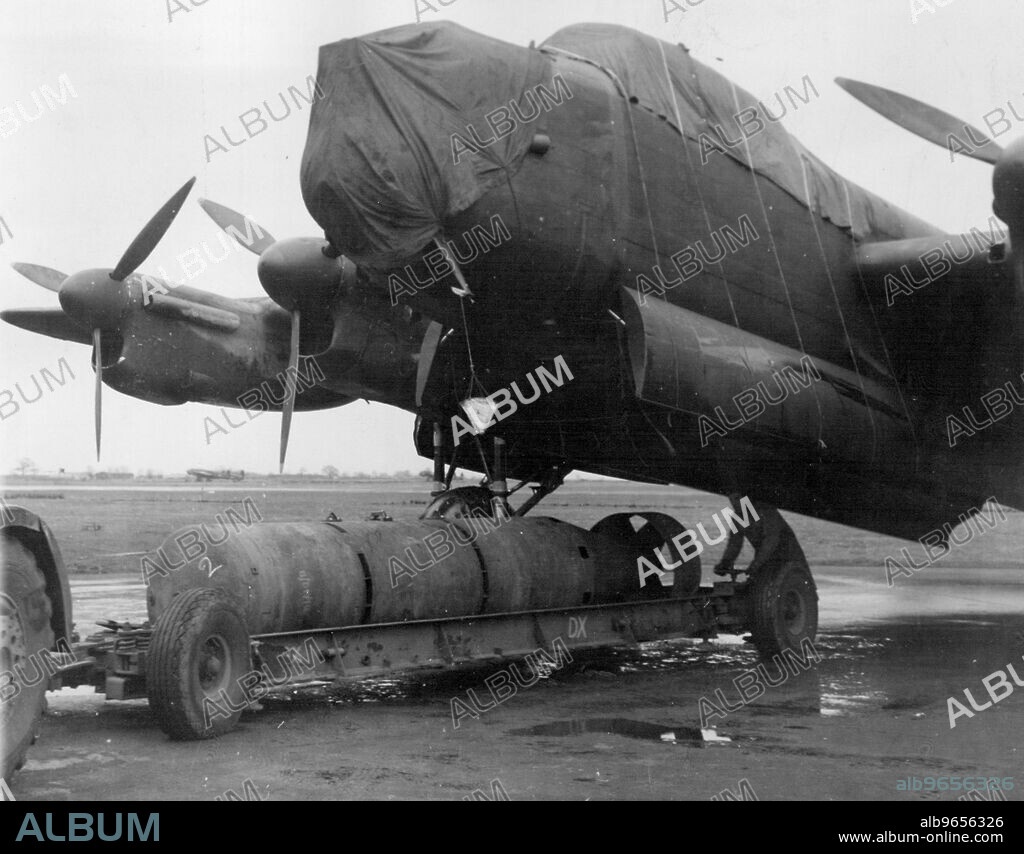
[111,178,196,281]
[197,199,276,255]
[280,308,300,472]
[0,308,93,344]
[199,198,346,471]
[837,78,1024,373]
[11,263,68,293]
[8,177,196,459]
[93,327,103,461]
[835,78,1003,165]
[836,78,1024,251]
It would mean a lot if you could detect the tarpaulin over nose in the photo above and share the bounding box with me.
[301,22,550,271]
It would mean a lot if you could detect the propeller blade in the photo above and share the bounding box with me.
[111,177,196,281]
[93,327,103,461]
[993,137,1024,237]
[835,77,1004,166]
[0,308,93,344]
[11,263,67,292]
[279,309,300,473]
[198,198,276,255]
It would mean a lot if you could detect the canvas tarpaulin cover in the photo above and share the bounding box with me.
[301,21,550,270]
[539,23,928,240]
[301,21,924,272]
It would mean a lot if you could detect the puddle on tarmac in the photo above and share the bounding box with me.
[509,718,706,744]
[257,632,879,710]
[256,624,1006,723]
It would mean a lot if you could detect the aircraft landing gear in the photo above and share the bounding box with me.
[419,428,818,659]
[421,437,572,522]
[717,500,818,658]
[421,485,498,521]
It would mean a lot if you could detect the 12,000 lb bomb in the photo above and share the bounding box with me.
[145,515,672,633]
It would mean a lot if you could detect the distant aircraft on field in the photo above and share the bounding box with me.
[186,468,245,483]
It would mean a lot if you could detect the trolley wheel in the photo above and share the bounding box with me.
[147,588,251,740]
[745,558,818,658]
[1,538,54,779]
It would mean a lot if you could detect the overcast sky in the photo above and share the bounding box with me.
[0,0,1017,475]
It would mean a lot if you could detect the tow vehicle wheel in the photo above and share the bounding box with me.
[148,588,251,740]
[1,538,54,779]
[745,558,818,658]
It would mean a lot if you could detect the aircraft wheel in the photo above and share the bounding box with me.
[745,558,818,658]
[421,486,497,521]
[1,538,54,780]
[148,588,250,740]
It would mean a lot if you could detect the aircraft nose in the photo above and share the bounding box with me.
[301,21,548,270]
[58,268,128,330]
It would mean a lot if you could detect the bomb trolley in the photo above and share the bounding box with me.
[1,494,817,768]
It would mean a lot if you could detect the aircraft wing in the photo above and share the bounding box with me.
[852,230,1015,400]
[854,231,1010,299]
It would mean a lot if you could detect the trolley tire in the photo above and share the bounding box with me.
[1,538,54,780]
[147,588,251,740]
[745,558,818,659]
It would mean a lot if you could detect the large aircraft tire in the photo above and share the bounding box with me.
[1,538,54,780]
[420,486,497,521]
[148,588,251,741]
[745,558,818,659]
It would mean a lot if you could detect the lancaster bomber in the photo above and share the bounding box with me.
[186,468,245,483]
[3,21,1022,758]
